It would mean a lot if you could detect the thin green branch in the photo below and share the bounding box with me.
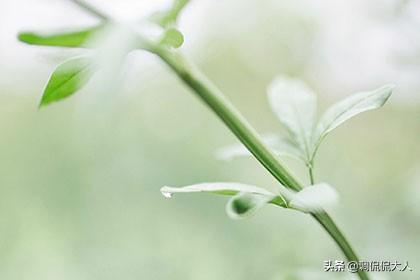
[152,48,303,191]
[159,0,190,26]
[153,47,370,280]
[69,0,109,20]
[60,3,369,279]
[308,160,315,185]
[309,166,315,185]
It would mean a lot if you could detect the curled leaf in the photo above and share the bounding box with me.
[40,56,94,107]
[160,182,287,219]
[289,183,339,213]
[267,75,317,160]
[226,192,273,219]
[161,182,340,216]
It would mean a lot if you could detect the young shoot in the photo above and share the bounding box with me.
[17,1,394,279]
[217,75,394,184]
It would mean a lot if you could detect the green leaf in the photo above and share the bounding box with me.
[159,28,184,48]
[312,85,394,157]
[289,183,339,213]
[161,182,278,197]
[161,182,340,216]
[226,192,274,219]
[40,56,94,107]
[215,134,305,162]
[151,0,190,27]
[18,25,103,48]
[160,182,287,219]
[267,75,317,161]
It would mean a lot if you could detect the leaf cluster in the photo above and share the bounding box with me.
[18,0,188,107]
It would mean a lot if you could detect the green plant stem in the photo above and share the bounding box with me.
[308,161,315,185]
[154,47,369,280]
[154,49,303,191]
[70,0,108,20]
[42,0,369,279]
[309,168,315,185]
[305,161,364,277]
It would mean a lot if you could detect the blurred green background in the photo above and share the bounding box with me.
[0,0,419,279]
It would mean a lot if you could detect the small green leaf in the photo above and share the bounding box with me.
[312,85,394,158]
[215,134,305,162]
[160,182,287,219]
[160,182,340,216]
[267,76,317,161]
[289,183,339,213]
[18,25,103,48]
[226,192,273,219]
[40,56,94,107]
[159,28,184,48]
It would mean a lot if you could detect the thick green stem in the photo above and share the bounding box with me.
[155,48,369,280]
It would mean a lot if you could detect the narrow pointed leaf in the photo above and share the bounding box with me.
[40,56,94,107]
[215,134,305,162]
[18,25,103,48]
[226,192,274,219]
[267,75,317,160]
[289,183,339,213]
[160,182,287,219]
[161,182,275,197]
[313,85,394,155]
